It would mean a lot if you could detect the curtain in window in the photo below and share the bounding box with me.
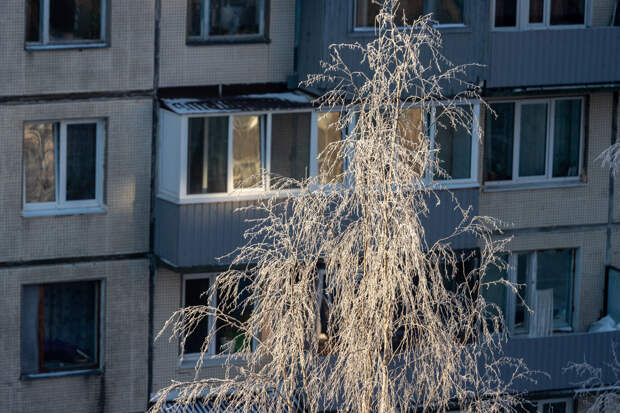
[209,0,261,36]
[233,116,262,189]
[537,250,574,329]
[24,123,56,204]
[271,113,311,188]
[317,112,343,184]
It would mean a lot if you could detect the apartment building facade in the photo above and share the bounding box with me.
[0,1,619,413]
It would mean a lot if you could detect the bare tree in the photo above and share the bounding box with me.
[151,3,531,413]
[598,142,620,176]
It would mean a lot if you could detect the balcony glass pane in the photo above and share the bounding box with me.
[550,0,585,25]
[318,112,343,184]
[485,103,514,181]
[187,117,229,194]
[271,113,311,188]
[519,103,547,177]
[537,249,574,329]
[355,0,423,27]
[529,0,544,23]
[398,108,426,178]
[553,99,581,177]
[24,123,56,204]
[50,0,102,42]
[434,109,471,180]
[209,0,261,36]
[426,0,463,24]
[495,0,517,27]
[233,115,262,189]
[66,123,97,201]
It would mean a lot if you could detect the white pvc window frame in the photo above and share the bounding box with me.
[181,273,255,365]
[188,0,266,41]
[180,109,318,203]
[352,0,467,31]
[23,119,105,217]
[491,0,590,31]
[26,0,107,49]
[500,249,578,337]
[485,97,584,188]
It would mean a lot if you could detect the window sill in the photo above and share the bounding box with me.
[179,354,248,369]
[25,42,108,52]
[186,37,270,46]
[21,368,103,381]
[351,24,470,36]
[483,180,585,193]
[22,206,107,218]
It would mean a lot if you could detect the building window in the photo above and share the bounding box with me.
[354,0,464,28]
[537,399,573,413]
[482,249,576,335]
[21,281,101,376]
[317,112,345,184]
[493,0,586,29]
[186,112,311,196]
[484,98,582,185]
[23,120,104,215]
[183,274,252,358]
[26,0,106,46]
[187,0,265,41]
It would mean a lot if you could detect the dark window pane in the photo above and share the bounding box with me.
[529,0,544,23]
[318,112,343,184]
[24,123,57,203]
[519,103,547,177]
[209,0,261,36]
[553,100,581,177]
[187,117,229,194]
[514,254,530,334]
[485,103,514,181]
[26,0,41,42]
[482,254,509,328]
[435,109,471,180]
[495,0,517,27]
[184,278,211,354]
[50,0,102,42]
[188,0,202,37]
[21,281,99,374]
[216,277,252,354]
[426,0,463,24]
[615,1,620,26]
[66,123,97,201]
[233,116,262,189]
[355,0,424,27]
[271,113,311,187]
[537,249,574,329]
[542,402,567,413]
[550,0,585,25]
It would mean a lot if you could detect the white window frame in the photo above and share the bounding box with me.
[181,273,254,366]
[26,0,108,49]
[188,0,266,41]
[537,398,574,413]
[352,0,467,31]
[180,110,317,203]
[484,97,584,188]
[501,249,577,336]
[23,119,105,217]
[491,0,590,31]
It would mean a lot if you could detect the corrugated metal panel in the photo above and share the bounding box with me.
[161,92,314,115]
[155,198,181,265]
[489,28,620,89]
[502,330,620,393]
[422,189,479,251]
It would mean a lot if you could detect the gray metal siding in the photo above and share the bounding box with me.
[488,28,620,89]
[502,330,620,393]
[155,189,478,268]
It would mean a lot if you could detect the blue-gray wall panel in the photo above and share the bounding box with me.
[502,331,620,393]
[489,28,620,89]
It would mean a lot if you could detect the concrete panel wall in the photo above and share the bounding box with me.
[0,1,155,96]
[0,259,149,413]
[480,93,612,229]
[0,99,152,261]
[501,229,607,332]
[159,0,295,88]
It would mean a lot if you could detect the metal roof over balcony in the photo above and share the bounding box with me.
[161,92,315,115]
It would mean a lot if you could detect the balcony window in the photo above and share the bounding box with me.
[187,0,265,41]
[493,0,586,29]
[26,0,106,47]
[185,112,311,196]
[23,120,104,216]
[21,281,101,376]
[484,98,582,186]
[354,0,464,28]
[481,249,576,335]
[183,274,252,358]
[317,112,344,184]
